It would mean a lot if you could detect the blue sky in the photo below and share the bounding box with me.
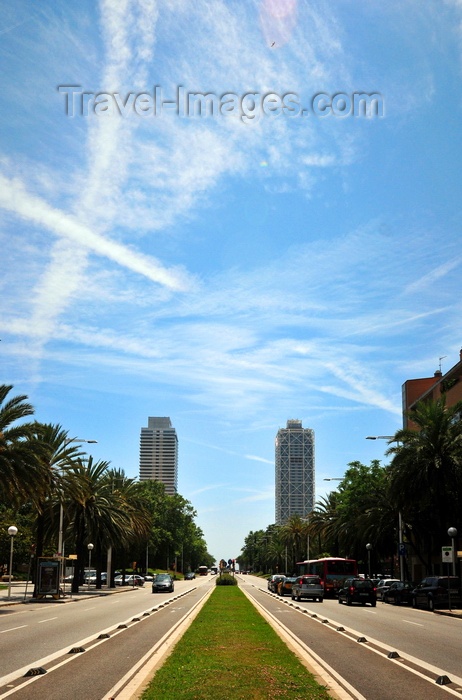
[1,0,461,564]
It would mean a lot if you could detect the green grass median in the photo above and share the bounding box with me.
[141,584,333,700]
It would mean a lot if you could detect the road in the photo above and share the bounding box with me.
[238,574,462,700]
[1,575,462,699]
[0,577,213,700]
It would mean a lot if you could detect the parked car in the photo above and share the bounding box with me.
[184,572,195,580]
[277,576,297,597]
[152,573,175,593]
[338,578,376,606]
[375,578,400,600]
[86,572,108,585]
[383,581,414,605]
[267,575,284,592]
[291,575,324,602]
[411,576,460,611]
[114,574,145,586]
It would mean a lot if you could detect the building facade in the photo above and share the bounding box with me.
[139,417,178,495]
[275,419,315,525]
[402,348,462,428]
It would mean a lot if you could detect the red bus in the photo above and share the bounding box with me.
[295,557,358,596]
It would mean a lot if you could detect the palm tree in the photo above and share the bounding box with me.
[310,491,341,556]
[387,397,462,572]
[29,424,85,588]
[64,460,150,592]
[0,385,48,508]
[279,515,310,570]
[104,468,152,583]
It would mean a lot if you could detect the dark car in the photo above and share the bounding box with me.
[152,573,175,593]
[277,576,297,597]
[411,576,460,611]
[267,575,284,593]
[375,578,400,601]
[184,572,195,580]
[338,578,376,606]
[383,581,414,605]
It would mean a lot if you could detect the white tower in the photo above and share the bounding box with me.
[140,417,178,494]
[275,419,315,524]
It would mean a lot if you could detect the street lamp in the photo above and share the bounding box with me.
[58,438,98,558]
[448,527,458,577]
[7,526,18,600]
[87,543,94,586]
[323,478,342,481]
[366,542,372,578]
[366,435,405,581]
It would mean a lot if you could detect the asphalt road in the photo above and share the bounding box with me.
[0,578,213,699]
[2,575,462,700]
[239,574,462,700]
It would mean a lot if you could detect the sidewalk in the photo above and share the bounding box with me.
[0,581,129,606]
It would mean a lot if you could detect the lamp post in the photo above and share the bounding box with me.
[448,527,458,577]
[366,542,372,578]
[87,543,94,586]
[58,438,98,558]
[301,517,310,562]
[7,526,18,600]
[58,438,97,594]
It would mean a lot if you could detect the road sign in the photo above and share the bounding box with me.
[398,543,406,556]
[442,546,453,563]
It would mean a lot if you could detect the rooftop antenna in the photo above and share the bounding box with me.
[439,355,447,373]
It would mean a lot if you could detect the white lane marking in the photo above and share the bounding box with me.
[402,619,424,627]
[0,625,27,634]
[38,618,58,623]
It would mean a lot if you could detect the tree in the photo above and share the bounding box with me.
[29,424,85,555]
[309,491,342,556]
[279,515,309,571]
[387,397,462,572]
[64,458,139,592]
[0,385,48,508]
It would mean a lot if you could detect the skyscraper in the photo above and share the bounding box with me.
[275,419,315,525]
[140,417,178,494]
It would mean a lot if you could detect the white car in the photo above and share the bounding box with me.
[114,574,144,587]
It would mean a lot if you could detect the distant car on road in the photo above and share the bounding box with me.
[184,572,195,580]
[277,576,297,597]
[291,575,324,602]
[267,575,284,593]
[375,578,400,600]
[338,578,376,606]
[152,573,174,593]
[411,576,460,611]
[114,574,144,587]
[383,581,414,605]
[86,572,108,585]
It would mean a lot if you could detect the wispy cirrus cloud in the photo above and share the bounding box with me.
[0,175,191,291]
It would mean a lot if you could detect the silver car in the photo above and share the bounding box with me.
[291,575,324,602]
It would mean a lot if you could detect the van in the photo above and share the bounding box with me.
[411,576,460,611]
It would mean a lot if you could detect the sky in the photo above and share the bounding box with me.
[1,0,462,564]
